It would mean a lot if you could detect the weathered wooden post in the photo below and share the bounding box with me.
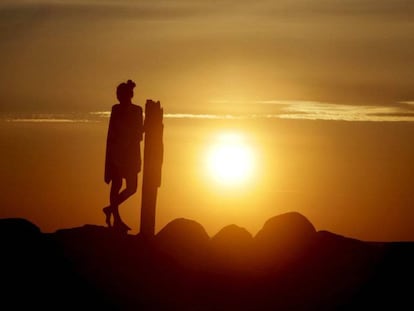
[140,99,164,238]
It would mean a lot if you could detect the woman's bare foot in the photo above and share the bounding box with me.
[103,206,112,227]
[113,219,131,233]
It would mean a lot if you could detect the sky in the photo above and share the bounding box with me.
[1,0,413,113]
[0,1,413,241]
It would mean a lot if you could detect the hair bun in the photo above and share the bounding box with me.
[126,80,136,88]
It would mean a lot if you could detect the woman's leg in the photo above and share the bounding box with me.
[103,176,122,227]
[115,174,138,206]
[112,174,137,231]
[109,176,123,226]
[110,176,123,207]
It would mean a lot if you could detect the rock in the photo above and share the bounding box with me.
[254,212,316,264]
[155,218,210,265]
[0,218,41,236]
[211,224,254,270]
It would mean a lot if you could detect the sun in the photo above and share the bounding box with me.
[206,133,255,185]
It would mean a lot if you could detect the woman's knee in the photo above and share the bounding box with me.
[126,185,137,196]
[126,177,138,195]
[110,178,122,193]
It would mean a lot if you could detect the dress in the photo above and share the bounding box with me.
[104,103,143,183]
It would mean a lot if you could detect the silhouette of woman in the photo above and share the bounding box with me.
[103,80,144,232]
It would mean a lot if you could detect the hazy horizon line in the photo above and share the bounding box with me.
[2,101,414,123]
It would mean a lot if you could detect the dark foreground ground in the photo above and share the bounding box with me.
[1,212,413,310]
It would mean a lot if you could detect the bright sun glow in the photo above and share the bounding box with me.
[206,133,254,185]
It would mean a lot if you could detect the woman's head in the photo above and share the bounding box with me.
[117,80,136,103]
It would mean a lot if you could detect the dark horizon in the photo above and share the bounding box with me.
[2,213,414,310]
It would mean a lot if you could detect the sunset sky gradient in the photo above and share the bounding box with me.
[0,1,413,241]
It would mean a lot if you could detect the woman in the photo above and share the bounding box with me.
[103,80,144,232]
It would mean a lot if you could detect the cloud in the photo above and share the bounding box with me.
[3,112,94,123]
[2,0,413,30]
[256,0,414,20]
[209,100,414,122]
[0,1,413,112]
[0,0,218,43]
[276,101,414,122]
[3,100,414,123]
[0,1,216,22]
[399,101,414,109]
[5,0,410,23]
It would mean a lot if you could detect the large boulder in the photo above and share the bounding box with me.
[211,224,254,269]
[155,218,210,265]
[0,218,41,239]
[211,225,254,273]
[0,218,42,255]
[212,224,253,248]
[254,212,316,265]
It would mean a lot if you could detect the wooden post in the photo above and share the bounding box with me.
[140,100,164,238]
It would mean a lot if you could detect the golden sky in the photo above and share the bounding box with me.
[0,0,413,113]
[0,1,414,241]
